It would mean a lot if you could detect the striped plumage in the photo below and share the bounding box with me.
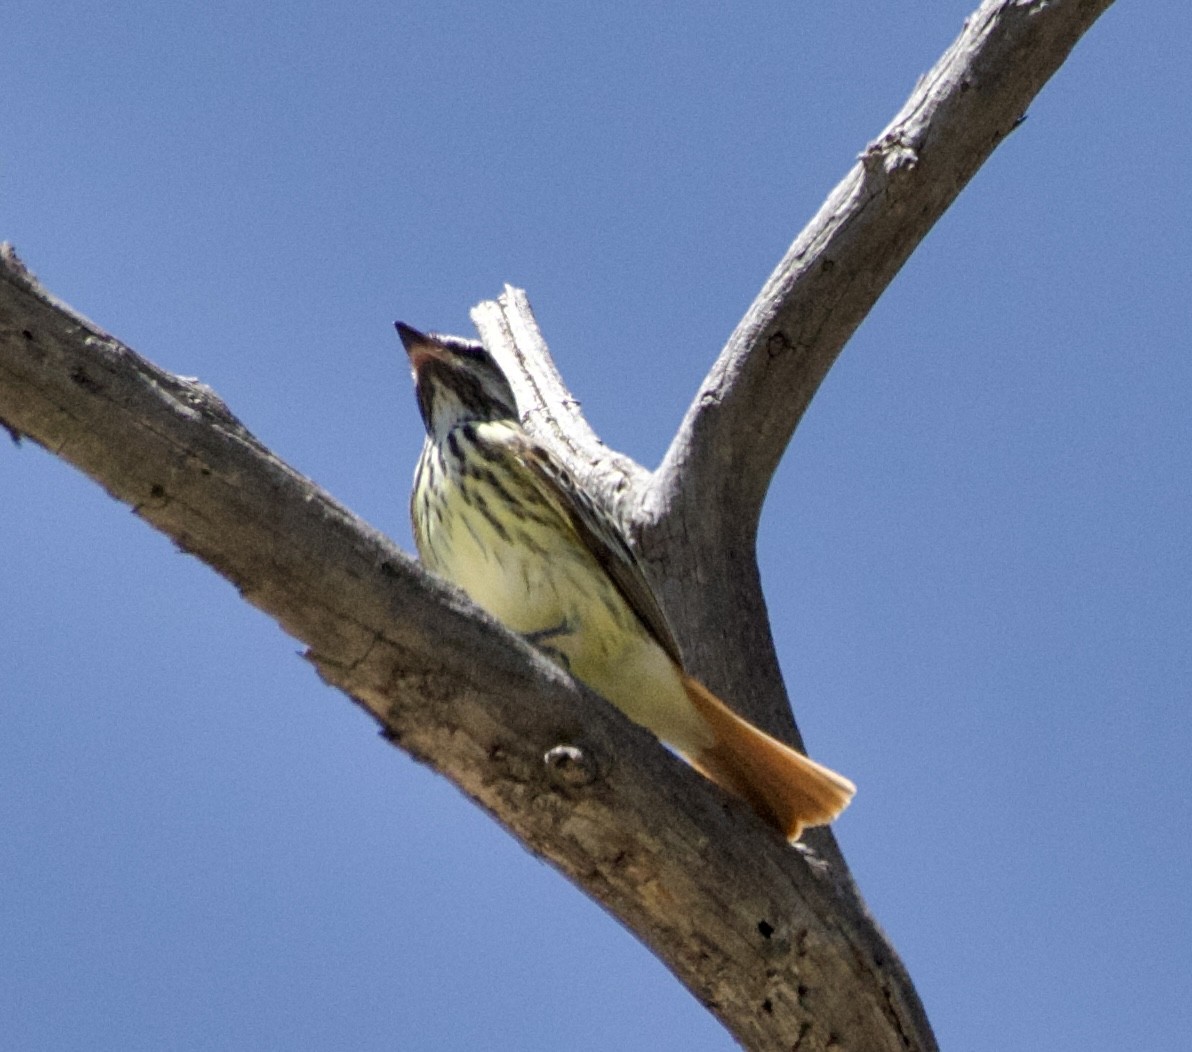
[399,322,854,841]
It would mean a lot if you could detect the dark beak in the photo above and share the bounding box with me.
[395,322,444,373]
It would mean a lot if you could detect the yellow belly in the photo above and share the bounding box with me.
[413,435,712,754]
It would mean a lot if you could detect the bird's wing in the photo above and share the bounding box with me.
[500,428,685,667]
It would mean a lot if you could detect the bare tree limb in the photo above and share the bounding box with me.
[653,0,1115,531]
[0,247,932,1051]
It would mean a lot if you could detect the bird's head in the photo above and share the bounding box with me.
[396,322,519,439]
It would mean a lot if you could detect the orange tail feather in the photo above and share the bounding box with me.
[680,673,855,842]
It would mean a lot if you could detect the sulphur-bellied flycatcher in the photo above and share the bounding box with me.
[398,322,854,841]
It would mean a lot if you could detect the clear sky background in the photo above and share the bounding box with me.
[3,3,1189,1050]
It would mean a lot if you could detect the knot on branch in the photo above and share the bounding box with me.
[861,132,921,179]
[544,743,600,790]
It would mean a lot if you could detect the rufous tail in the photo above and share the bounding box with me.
[681,672,855,842]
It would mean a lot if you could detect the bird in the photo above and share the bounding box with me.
[397,322,854,841]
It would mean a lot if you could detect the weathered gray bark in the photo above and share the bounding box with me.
[0,1,1114,1048]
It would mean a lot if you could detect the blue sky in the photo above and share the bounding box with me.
[3,2,1189,1049]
